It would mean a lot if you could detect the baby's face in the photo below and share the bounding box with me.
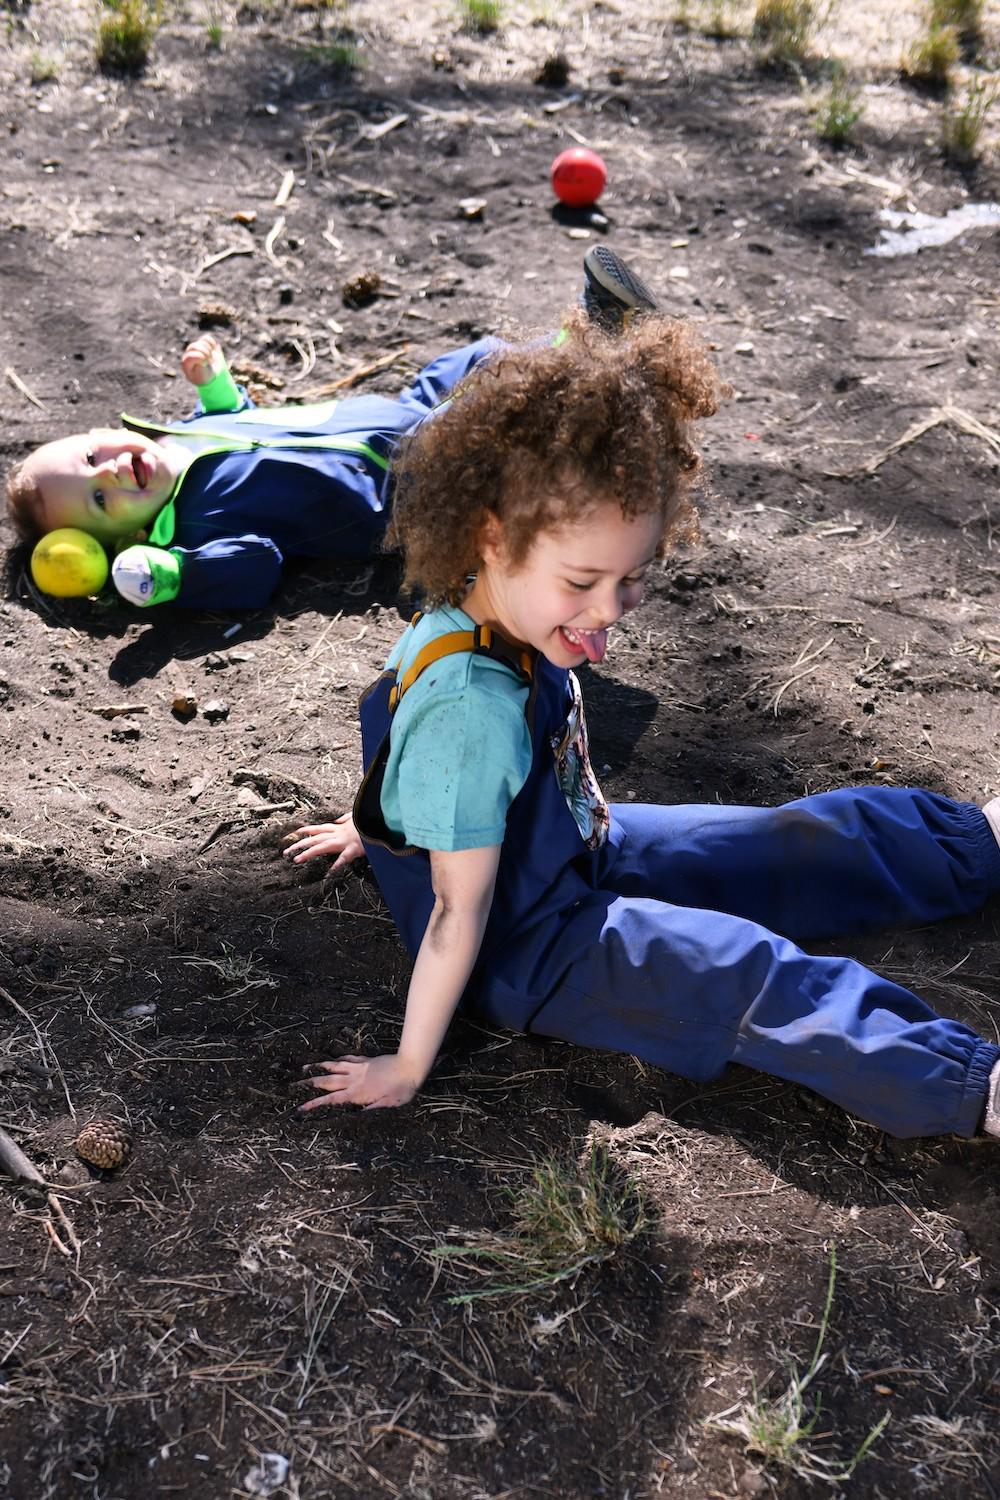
[26,430,185,543]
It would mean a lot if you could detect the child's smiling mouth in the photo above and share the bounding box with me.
[131,452,148,489]
[559,625,608,663]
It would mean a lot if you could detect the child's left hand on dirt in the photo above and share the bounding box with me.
[294,1054,418,1111]
[283,815,364,871]
[181,334,226,387]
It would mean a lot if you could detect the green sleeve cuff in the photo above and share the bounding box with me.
[198,363,242,412]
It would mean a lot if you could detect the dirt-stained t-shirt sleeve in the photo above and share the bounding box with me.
[386,677,532,851]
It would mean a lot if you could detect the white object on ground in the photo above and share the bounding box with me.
[866,202,1000,258]
[244,1453,290,1496]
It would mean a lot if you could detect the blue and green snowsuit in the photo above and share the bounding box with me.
[120,340,494,610]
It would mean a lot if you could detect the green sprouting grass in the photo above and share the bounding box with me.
[95,0,160,75]
[307,37,359,72]
[432,1145,649,1303]
[459,0,502,35]
[931,0,984,52]
[942,74,998,163]
[29,51,60,83]
[707,1246,890,1483]
[816,62,865,144]
[902,21,960,89]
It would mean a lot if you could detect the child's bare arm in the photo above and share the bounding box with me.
[296,843,502,1111]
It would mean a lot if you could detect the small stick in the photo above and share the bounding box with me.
[47,1193,82,1257]
[4,366,45,409]
[89,704,149,720]
[832,403,1000,478]
[264,215,287,268]
[0,1124,45,1184]
[196,245,254,277]
[42,1216,72,1259]
[274,169,295,207]
[299,346,409,399]
[367,1423,446,1456]
[363,113,408,141]
[0,1126,81,1259]
[0,984,74,1117]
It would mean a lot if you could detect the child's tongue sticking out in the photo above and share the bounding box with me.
[562,625,607,663]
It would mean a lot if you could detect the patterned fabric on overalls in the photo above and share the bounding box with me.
[551,670,609,851]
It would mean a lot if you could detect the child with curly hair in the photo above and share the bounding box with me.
[284,279,1000,1141]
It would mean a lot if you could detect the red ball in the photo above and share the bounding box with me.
[551,148,607,207]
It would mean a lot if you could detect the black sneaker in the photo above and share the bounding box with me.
[582,246,658,333]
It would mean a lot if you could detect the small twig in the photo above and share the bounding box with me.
[42,1215,72,1259]
[298,345,409,398]
[264,216,287,268]
[273,168,295,207]
[334,172,397,201]
[88,704,149,720]
[0,1126,82,1260]
[0,1125,44,1184]
[368,1423,446,1456]
[196,245,254,277]
[195,819,236,856]
[48,1193,82,1257]
[4,366,45,409]
[833,404,1000,478]
[0,984,74,1117]
[768,636,834,717]
[361,112,408,142]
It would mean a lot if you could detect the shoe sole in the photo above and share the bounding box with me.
[583,246,657,313]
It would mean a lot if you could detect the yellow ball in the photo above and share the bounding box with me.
[31,528,110,598]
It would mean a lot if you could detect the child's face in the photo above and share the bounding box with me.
[24,430,185,544]
[475,498,663,668]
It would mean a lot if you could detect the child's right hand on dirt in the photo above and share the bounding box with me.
[283,814,364,871]
[181,334,226,387]
[294,1054,419,1112]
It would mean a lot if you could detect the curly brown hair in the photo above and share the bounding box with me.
[4,458,45,543]
[388,309,727,605]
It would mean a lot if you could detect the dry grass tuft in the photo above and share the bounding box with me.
[707,1247,890,1483]
[752,0,825,62]
[432,1144,649,1302]
[942,74,998,162]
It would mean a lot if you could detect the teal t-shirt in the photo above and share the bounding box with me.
[380,606,533,851]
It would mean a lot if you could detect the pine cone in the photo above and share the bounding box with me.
[75,1120,132,1170]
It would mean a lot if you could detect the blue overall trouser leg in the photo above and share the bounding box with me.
[515,788,1000,1137]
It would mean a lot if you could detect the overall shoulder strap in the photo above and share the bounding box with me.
[388,618,534,711]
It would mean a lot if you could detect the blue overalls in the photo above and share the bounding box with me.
[356,641,1000,1139]
[119,340,496,610]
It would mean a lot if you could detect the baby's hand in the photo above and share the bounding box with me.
[295,1055,418,1112]
[181,334,226,387]
[283,815,363,871]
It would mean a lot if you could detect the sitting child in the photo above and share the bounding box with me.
[4,248,656,612]
[284,302,1000,1141]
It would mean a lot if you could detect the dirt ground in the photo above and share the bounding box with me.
[1,1,1000,1496]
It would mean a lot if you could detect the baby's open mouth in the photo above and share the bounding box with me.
[132,452,147,489]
